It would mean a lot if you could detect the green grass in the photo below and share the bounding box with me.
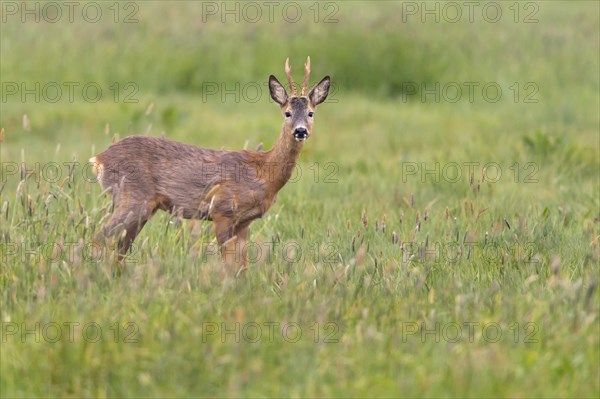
[1,1,599,397]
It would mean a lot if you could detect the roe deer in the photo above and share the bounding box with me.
[90,57,330,273]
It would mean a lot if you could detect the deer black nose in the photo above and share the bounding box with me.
[293,127,308,141]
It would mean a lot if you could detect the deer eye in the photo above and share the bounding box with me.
[308,112,314,117]
[285,111,292,118]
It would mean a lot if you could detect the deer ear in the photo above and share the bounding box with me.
[269,75,288,106]
[309,76,330,107]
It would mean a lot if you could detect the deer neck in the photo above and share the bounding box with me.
[264,126,304,191]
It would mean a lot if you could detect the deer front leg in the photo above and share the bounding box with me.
[213,216,249,275]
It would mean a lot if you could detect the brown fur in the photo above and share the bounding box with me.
[91,58,330,274]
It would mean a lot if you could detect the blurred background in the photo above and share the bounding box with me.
[2,1,598,149]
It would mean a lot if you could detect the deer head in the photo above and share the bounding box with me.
[268,57,330,142]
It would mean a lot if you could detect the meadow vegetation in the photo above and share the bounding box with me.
[1,1,598,397]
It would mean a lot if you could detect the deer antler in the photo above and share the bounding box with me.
[285,57,297,96]
[301,56,311,96]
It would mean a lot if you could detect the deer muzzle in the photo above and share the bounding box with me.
[293,127,309,141]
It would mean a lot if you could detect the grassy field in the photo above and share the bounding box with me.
[1,1,599,397]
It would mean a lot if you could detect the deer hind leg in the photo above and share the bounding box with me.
[233,224,250,274]
[102,200,155,261]
[213,216,250,275]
